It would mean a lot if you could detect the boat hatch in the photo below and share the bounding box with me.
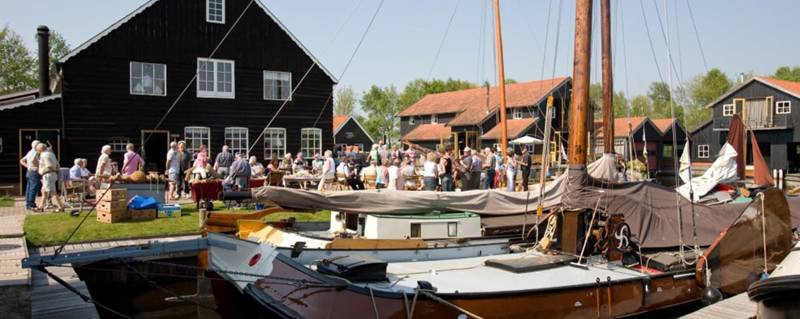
[485,254,578,273]
[316,255,388,282]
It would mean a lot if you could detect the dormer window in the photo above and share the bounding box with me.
[431,114,438,124]
[207,0,225,24]
[409,117,415,126]
[512,108,523,119]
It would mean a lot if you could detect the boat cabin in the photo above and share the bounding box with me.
[330,211,482,240]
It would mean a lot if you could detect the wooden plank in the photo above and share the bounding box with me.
[679,293,755,319]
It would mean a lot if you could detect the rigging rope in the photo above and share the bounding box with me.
[428,0,462,79]
[684,0,709,73]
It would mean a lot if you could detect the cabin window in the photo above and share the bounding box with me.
[300,128,322,158]
[184,127,211,153]
[263,128,286,160]
[0,137,3,153]
[224,127,249,156]
[197,58,234,99]
[130,62,166,96]
[109,137,130,153]
[697,144,710,159]
[512,108,524,119]
[722,104,735,117]
[776,101,791,114]
[206,0,225,23]
[410,223,421,238]
[431,114,438,124]
[447,222,457,237]
[408,117,415,126]
[263,71,292,100]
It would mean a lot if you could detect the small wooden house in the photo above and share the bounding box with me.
[593,116,685,174]
[332,115,374,153]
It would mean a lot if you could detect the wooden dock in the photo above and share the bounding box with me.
[30,265,99,319]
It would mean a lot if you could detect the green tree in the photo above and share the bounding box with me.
[0,26,36,94]
[646,82,683,120]
[589,83,629,119]
[629,95,651,117]
[361,85,401,143]
[774,66,800,82]
[334,86,356,116]
[398,78,475,111]
[47,30,70,74]
[683,68,732,130]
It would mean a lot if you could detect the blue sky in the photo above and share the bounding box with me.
[3,0,800,107]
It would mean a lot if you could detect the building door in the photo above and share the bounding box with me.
[18,129,60,194]
[141,130,169,173]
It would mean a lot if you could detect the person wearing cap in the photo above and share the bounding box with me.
[460,147,473,191]
[19,140,41,211]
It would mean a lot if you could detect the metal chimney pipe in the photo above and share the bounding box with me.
[37,25,51,97]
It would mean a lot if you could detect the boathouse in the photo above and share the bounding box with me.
[332,115,374,153]
[0,0,336,192]
[690,77,800,172]
[592,116,686,174]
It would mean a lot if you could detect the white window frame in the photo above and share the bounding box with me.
[776,101,791,114]
[430,114,438,124]
[129,61,166,96]
[206,0,225,24]
[263,128,287,160]
[109,137,130,153]
[197,58,235,99]
[512,108,524,119]
[263,71,292,101]
[184,126,211,153]
[697,144,710,159]
[408,117,415,126]
[447,222,457,237]
[224,127,249,157]
[722,103,735,117]
[300,128,322,158]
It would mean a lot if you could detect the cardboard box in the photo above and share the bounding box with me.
[96,210,129,223]
[97,199,128,214]
[129,208,156,221]
[96,188,128,202]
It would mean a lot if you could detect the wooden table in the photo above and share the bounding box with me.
[282,176,320,189]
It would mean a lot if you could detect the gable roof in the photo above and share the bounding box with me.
[705,76,800,108]
[332,115,375,143]
[650,118,684,135]
[0,94,62,112]
[59,0,336,82]
[398,77,569,127]
[593,116,648,138]
[401,124,452,142]
[481,118,538,140]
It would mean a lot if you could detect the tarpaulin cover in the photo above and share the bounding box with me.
[128,195,159,210]
[676,143,739,201]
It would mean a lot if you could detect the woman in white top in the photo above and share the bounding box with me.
[96,145,113,178]
[422,152,438,191]
[317,150,336,191]
[387,159,400,190]
[505,149,518,192]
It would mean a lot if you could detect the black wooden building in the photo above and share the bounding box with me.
[0,0,336,192]
[333,115,374,152]
[690,77,800,172]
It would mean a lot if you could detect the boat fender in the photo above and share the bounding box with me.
[701,287,723,305]
[416,280,437,293]
[291,241,306,258]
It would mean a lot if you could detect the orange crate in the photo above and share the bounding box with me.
[96,188,127,202]
[97,199,128,213]
[129,208,156,221]
[96,210,129,224]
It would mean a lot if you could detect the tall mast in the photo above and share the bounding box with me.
[493,0,509,157]
[601,0,614,153]
[568,0,593,165]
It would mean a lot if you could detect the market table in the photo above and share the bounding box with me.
[191,180,222,207]
[249,178,266,188]
[282,175,321,189]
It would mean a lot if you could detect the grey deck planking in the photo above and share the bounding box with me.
[679,293,756,319]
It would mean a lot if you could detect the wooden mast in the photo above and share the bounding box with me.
[493,0,509,157]
[568,0,593,165]
[601,0,614,154]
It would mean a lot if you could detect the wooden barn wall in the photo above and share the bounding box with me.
[711,81,800,138]
[334,119,373,148]
[0,100,63,184]
[58,0,334,170]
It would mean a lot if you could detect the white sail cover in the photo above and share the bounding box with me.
[678,141,691,184]
[587,153,622,182]
[676,142,739,201]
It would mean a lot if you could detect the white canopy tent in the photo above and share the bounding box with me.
[509,135,543,145]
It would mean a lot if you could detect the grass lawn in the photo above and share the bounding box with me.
[0,196,13,207]
[24,201,330,247]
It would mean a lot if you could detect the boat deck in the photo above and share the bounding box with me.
[364,252,653,294]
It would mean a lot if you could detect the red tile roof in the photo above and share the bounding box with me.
[401,124,452,142]
[650,118,679,134]
[333,115,349,132]
[594,116,647,138]
[758,77,800,97]
[481,118,538,140]
[398,77,569,127]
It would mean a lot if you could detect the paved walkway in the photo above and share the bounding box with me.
[0,199,30,287]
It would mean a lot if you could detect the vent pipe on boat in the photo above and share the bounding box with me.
[37,25,51,97]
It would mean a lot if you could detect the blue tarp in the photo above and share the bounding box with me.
[128,195,159,210]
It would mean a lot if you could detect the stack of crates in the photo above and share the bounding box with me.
[96,188,128,223]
